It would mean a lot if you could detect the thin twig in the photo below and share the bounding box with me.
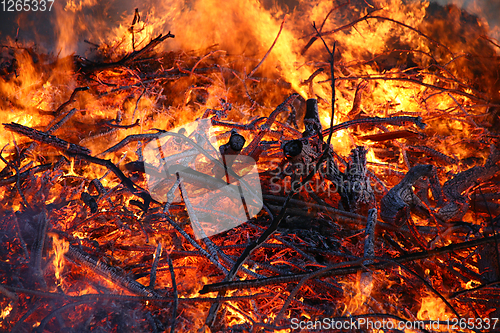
[160,215,228,274]
[191,50,225,77]
[149,242,162,288]
[4,122,91,155]
[66,245,162,298]
[0,145,30,208]
[312,22,336,134]
[34,300,94,333]
[168,255,178,333]
[53,87,89,116]
[248,16,286,78]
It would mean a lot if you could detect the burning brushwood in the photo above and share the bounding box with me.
[242,93,299,160]
[3,1,500,331]
[75,32,175,73]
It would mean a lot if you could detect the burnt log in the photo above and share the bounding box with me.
[343,146,375,214]
[437,145,500,222]
[302,98,323,141]
[380,164,433,225]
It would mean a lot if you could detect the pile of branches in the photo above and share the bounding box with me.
[1,4,500,332]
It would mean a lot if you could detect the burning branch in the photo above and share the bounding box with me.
[66,245,162,298]
[4,122,91,155]
[76,33,175,73]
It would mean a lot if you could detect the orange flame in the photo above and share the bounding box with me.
[50,233,70,288]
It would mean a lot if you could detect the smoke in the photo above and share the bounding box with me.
[429,0,500,40]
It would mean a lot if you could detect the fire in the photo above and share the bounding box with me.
[417,294,451,321]
[50,233,70,287]
[1,0,500,331]
[1,302,13,320]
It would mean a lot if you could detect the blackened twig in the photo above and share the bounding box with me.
[104,119,140,129]
[242,93,299,158]
[190,50,225,77]
[34,300,95,333]
[450,280,500,299]
[332,75,486,102]
[2,284,270,303]
[248,16,286,78]
[380,164,433,225]
[0,284,17,301]
[367,16,453,55]
[9,300,42,333]
[99,132,162,156]
[132,88,146,120]
[53,87,89,116]
[71,152,155,211]
[301,1,350,55]
[160,214,228,274]
[149,242,162,288]
[312,23,336,136]
[77,33,175,73]
[397,263,460,319]
[301,68,325,97]
[44,108,79,136]
[0,163,52,186]
[437,145,500,222]
[211,117,266,131]
[0,145,29,208]
[322,116,426,138]
[168,255,178,333]
[274,259,363,325]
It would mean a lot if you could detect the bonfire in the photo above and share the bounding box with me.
[1,0,500,332]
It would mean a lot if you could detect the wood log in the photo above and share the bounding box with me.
[380,164,433,225]
[437,145,500,222]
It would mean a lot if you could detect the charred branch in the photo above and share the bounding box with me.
[4,122,91,155]
[201,233,500,293]
[437,145,500,222]
[380,164,434,225]
[66,245,162,298]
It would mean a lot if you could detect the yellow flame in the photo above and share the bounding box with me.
[0,302,13,320]
[417,294,451,321]
[50,234,70,287]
